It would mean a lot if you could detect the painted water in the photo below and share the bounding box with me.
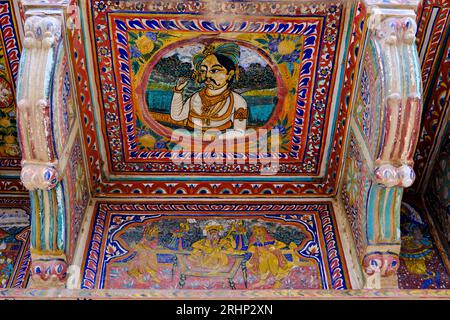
[146,89,277,127]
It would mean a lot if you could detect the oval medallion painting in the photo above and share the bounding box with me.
[135,37,285,148]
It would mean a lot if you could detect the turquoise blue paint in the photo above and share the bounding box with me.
[15,50,26,99]
[367,185,403,244]
[48,189,54,251]
[412,44,422,93]
[382,187,394,241]
[38,190,46,251]
[367,184,376,243]
[146,89,275,127]
[378,186,387,242]
[56,183,66,251]
[44,48,55,98]
[401,44,411,93]
[29,191,36,249]
[394,188,403,241]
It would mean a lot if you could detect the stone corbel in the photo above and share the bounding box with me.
[363,251,400,289]
[368,11,422,188]
[360,6,422,288]
[16,13,68,288]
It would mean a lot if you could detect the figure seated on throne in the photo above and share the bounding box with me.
[188,221,237,271]
[170,43,248,139]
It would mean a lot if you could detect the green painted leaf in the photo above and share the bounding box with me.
[287,62,295,76]
[136,116,143,128]
[132,60,140,75]
[255,38,268,45]
[129,33,138,41]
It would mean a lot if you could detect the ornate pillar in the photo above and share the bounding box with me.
[16,0,89,288]
[17,13,67,288]
[343,1,422,289]
[364,5,422,288]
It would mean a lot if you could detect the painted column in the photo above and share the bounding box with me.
[343,1,423,289]
[16,0,87,288]
[365,4,422,288]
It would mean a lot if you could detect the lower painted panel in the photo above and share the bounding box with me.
[80,201,350,290]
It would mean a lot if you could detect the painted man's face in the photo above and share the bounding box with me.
[199,54,235,90]
[207,229,220,242]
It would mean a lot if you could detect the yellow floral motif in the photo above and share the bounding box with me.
[277,39,297,55]
[0,118,10,127]
[3,135,15,144]
[136,36,155,55]
[139,134,156,149]
[0,106,20,157]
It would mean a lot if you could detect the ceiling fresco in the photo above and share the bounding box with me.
[69,0,367,196]
[0,0,448,198]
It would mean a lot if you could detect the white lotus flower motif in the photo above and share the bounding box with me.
[307,243,319,256]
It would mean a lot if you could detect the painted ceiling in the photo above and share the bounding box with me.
[69,0,366,197]
[0,0,449,198]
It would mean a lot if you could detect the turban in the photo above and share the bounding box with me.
[193,42,241,74]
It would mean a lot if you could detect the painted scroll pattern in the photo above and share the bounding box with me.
[65,137,89,262]
[342,131,372,260]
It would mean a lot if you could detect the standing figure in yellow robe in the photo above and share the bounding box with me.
[127,223,161,283]
[188,222,235,271]
[247,225,295,288]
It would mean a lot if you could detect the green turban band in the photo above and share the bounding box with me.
[193,42,241,75]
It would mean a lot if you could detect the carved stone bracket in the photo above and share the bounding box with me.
[363,251,400,289]
[20,162,59,190]
[343,4,423,289]
[29,255,68,289]
[17,15,62,164]
[16,12,68,288]
[367,10,422,188]
[374,164,415,188]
